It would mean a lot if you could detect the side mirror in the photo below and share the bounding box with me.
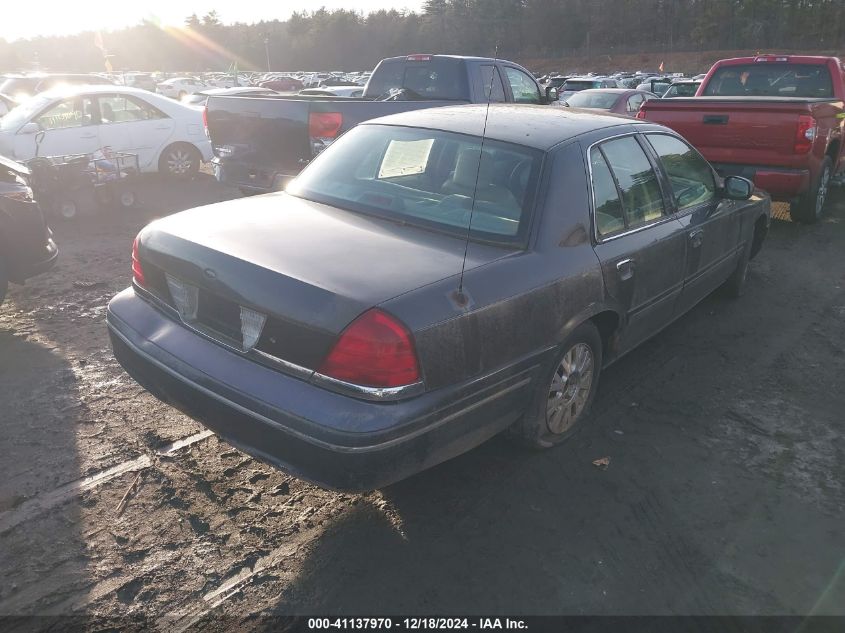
[545,86,558,102]
[722,176,753,201]
[18,122,40,135]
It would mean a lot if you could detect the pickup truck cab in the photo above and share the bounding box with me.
[638,55,845,222]
[207,54,556,194]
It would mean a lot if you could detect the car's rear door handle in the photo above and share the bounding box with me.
[703,114,729,125]
[616,258,635,281]
[689,229,705,248]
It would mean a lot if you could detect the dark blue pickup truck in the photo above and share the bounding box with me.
[207,54,556,194]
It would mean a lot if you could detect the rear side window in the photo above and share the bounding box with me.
[589,148,625,236]
[594,136,665,231]
[703,63,834,98]
[479,66,506,103]
[645,134,715,211]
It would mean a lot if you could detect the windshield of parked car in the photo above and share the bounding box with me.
[702,63,834,98]
[363,58,469,100]
[288,124,543,245]
[565,91,619,109]
[0,94,51,131]
[562,80,601,92]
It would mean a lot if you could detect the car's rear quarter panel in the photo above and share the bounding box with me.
[382,142,605,391]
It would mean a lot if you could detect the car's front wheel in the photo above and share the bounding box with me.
[512,322,603,448]
[159,143,201,179]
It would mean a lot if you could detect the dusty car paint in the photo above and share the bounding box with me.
[108,105,771,490]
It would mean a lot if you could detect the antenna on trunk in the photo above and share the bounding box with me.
[452,44,498,310]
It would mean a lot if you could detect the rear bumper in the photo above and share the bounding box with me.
[211,157,299,194]
[711,163,810,200]
[107,288,537,491]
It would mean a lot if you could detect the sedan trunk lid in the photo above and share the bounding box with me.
[136,192,508,370]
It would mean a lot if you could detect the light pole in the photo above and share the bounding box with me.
[264,37,270,72]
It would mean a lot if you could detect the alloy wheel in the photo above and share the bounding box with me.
[167,149,193,175]
[546,342,595,435]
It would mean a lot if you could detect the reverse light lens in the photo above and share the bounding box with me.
[239,306,267,351]
[319,309,420,388]
[131,237,146,288]
[165,274,199,322]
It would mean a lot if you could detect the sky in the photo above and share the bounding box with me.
[1,1,425,42]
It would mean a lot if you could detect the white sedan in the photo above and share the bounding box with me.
[0,85,212,177]
[156,77,208,100]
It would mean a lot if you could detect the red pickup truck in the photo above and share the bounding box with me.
[638,55,845,223]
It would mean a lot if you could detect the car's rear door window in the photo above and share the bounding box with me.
[589,147,625,236]
[598,136,666,228]
[645,133,716,211]
[478,65,506,103]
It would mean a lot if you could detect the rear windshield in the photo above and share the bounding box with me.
[563,80,600,92]
[364,58,468,100]
[702,63,834,98]
[565,91,619,109]
[287,124,543,245]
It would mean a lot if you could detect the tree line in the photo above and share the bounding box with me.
[0,1,842,74]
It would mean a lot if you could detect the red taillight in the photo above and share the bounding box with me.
[131,236,146,287]
[202,105,209,138]
[406,54,432,62]
[635,109,646,120]
[308,112,343,139]
[794,115,817,154]
[319,309,420,389]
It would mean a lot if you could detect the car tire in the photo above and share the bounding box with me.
[54,199,78,220]
[0,256,8,307]
[791,156,832,224]
[511,322,603,449]
[159,143,201,179]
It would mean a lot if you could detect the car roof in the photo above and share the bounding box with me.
[367,104,645,150]
[36,84,160,99]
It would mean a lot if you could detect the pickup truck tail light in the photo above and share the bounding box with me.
[794,115,817,154]
[131,236,146,288]
[319,309,421,389]
[635,109,647,120]
[202,105,209,138]
[309,112,343,156]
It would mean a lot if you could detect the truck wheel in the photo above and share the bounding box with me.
[160,143,201,179]
[791,157,832,224]
[0,257,7,307]
[511,322,603,449]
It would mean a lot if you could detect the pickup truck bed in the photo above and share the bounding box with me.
[206,54,555,194]
[208,96,456,193]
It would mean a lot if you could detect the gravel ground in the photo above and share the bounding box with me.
[0,175,843,626]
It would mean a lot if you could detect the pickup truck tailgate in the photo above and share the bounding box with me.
[640,97,822,167]
[207,96,311,177]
